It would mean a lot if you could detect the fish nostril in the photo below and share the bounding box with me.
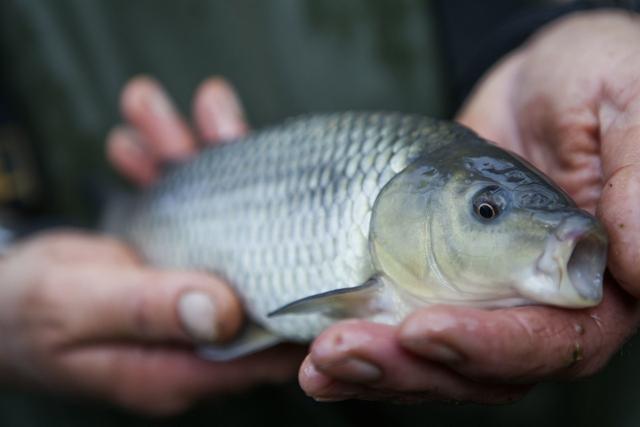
[567,233,606,302]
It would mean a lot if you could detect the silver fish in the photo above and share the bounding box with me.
[107,112,607,359]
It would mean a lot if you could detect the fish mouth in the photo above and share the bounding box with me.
[532,213,608,307]
[566,227,607,302]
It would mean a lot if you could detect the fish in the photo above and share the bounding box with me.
[106,112,608,360]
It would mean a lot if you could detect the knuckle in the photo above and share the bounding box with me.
[477,311,555,382]
[131,288,156,338]
[506,312,544,355]
[565,314,615,379]
[22,265,64,312]
[129,271,169,339]
[18,267,72,349]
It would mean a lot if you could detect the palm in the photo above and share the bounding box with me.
[300,11,640,403]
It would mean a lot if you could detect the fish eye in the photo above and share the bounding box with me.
[472,185,507,222]
[476,202,498,220]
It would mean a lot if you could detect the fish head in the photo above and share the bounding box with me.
[371,134,607,309]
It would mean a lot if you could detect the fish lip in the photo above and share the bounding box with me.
[535,213,607,305]
[566,228,607,302]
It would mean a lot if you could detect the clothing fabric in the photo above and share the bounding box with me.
[0,1,638,426]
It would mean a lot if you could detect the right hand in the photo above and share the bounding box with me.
[0,77,305,416]
[299,11,640,404]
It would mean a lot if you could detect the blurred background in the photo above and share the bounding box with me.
[1,0,639,426]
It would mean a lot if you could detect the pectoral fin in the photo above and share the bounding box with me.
[197,322,282,362]
[268,278,384,319]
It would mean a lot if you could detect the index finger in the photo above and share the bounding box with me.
[302,321,528,403]
[398,278,639,383]
[120,75,196,162]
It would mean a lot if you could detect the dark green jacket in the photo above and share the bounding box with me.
[2,0,449,220]
[1,1,639,426]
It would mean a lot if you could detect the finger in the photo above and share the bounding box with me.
[299,356,385,402]
[455,51,526,151]
[14,231,143,267]
[398,280,640,383]
[59,343,305,416]
[598,90,640,296]
[40,264,243,344]
[299,357,524,405]
[302,320,528,404]
[106,125,159,186]
[193,77,248,142]
[120,75,196,162]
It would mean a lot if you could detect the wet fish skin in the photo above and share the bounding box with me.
[108,112,607,343]
[112,113,455,340]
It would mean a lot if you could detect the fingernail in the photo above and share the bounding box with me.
[177,291,218,342]
[215,116,244,141]
[402,337,464,365]
[215,82,244,119]
[423,341,464,364]
[204,85,245,140]
[301,357,322,381]
[320,357,382,383]
[143,86,175,118]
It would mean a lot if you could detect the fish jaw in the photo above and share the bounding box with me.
[515,213,608,308]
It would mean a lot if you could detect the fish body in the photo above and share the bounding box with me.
[109,112,607,347]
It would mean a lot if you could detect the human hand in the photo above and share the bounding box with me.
[0,77,303,415]
[299,10,640,403]
[108,76,248,186]
[458,10,640,293]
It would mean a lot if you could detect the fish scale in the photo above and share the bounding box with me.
[113,112,466,340]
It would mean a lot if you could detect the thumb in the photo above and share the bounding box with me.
[455,51,526,148]
[58,264,244,344]
[598,96,640,297]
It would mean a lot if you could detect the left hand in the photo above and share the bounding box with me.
[299,10,640,403]
[99,77,304,414]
